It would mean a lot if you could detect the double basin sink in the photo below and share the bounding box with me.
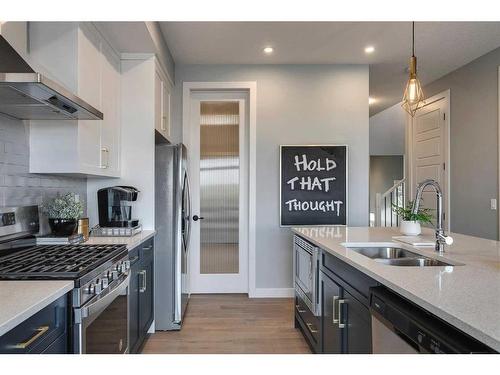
[347,246,453,267]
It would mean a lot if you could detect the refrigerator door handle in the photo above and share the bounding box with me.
[184,171,192,252]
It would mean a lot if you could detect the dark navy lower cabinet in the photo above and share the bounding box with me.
[129,245,141,353]
[294,294,320,353]
[343,288,372,354]
[318,249,376,354]
[0,294,69,354]
[292,236,377,354]
[320,271,342,353]
[129,237,155,353]
[320,269,373,354]
[138,255,154,334]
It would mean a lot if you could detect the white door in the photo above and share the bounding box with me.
[187,92,249,293]
[411,93,450,229]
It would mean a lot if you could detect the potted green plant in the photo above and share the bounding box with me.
[392,201,433,236]
[43,193,84,237]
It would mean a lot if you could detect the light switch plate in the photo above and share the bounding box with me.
[490,199,497,210]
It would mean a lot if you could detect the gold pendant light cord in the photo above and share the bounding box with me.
[412,21,415,57]
[402,20,425,116]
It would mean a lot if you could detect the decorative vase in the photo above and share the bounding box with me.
[400,220,421,236]
[48,218,78,237]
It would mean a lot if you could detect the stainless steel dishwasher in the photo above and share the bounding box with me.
[369,286,496,354]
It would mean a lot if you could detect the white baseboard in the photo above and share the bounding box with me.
[249,287,295,298]
[147,320,155,334]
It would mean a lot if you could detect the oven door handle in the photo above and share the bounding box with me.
[76,274,130,323]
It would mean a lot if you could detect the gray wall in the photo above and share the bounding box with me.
[369,156,404,214]
[0,114,86,227]
[423,47,500,240]
[370,102,406,155]
[173,64,369,289]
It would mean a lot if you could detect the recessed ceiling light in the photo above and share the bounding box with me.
[368,97,376,105]
[263,47,274,55]
[364,46,375,54]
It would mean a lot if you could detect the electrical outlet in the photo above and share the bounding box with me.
[490,199,497,210]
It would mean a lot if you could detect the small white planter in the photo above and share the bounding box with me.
[400,220,421,236]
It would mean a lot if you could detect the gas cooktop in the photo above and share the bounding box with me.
[0,244,127,280]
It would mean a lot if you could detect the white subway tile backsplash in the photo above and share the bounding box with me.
[4,141,28,156]
[4,175,27,187]
[0,115,87,210]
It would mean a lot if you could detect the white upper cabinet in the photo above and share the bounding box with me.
[154,62,172,142]
[100,41,121,176]
[77,26,103,175]
[28,22,121,177]
[77,26,102,111]
[154,70,162,135]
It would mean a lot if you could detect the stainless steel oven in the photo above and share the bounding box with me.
[74,272,130,354]
[293,235,320,316]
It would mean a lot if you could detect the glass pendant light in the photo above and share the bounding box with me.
[402,22,425,116]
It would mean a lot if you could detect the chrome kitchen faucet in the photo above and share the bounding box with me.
[411,179,453,253]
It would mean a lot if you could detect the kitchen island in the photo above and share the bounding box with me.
[293,226,500,352]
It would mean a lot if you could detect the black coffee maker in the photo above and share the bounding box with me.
[97,186,140,227]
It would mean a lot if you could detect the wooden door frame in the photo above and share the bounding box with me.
[405,89,451,231]
[182,81,257,296]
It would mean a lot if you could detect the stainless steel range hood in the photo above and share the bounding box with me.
[0,35,103,120]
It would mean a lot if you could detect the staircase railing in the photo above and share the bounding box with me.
[375,178,406,227]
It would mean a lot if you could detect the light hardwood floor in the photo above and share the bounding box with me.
[141,294,311,354]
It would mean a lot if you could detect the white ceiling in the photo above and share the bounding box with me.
[159,22,500,115]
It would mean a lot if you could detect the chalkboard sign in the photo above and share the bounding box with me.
[280,145,347,226]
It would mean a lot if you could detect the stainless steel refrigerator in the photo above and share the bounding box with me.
[155,143,191,330]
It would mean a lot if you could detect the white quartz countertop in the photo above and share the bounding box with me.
[292,226,500,352]
[84,230,156,250]
[0,280,74,337]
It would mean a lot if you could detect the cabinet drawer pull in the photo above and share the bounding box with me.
[295,304,306,313]
[306,322,318,334]
[332,296,339,324]
[16,325,50,349]
[139,270,147,293]
[129,256,139,264]
[142,245,153,251]
[100,147,109,169]
[338,299,346,329]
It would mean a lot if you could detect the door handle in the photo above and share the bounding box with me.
[142,245,153,253]
[139,270,147,293]
[295,304,306,313]
[192,215,204,221]
[338,299,346,329]
[16,326,50,349]
[332,296,339,324]
[306,322,318,334]
[100,147,109,169]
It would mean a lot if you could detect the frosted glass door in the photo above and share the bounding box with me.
[199,102,240,274]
